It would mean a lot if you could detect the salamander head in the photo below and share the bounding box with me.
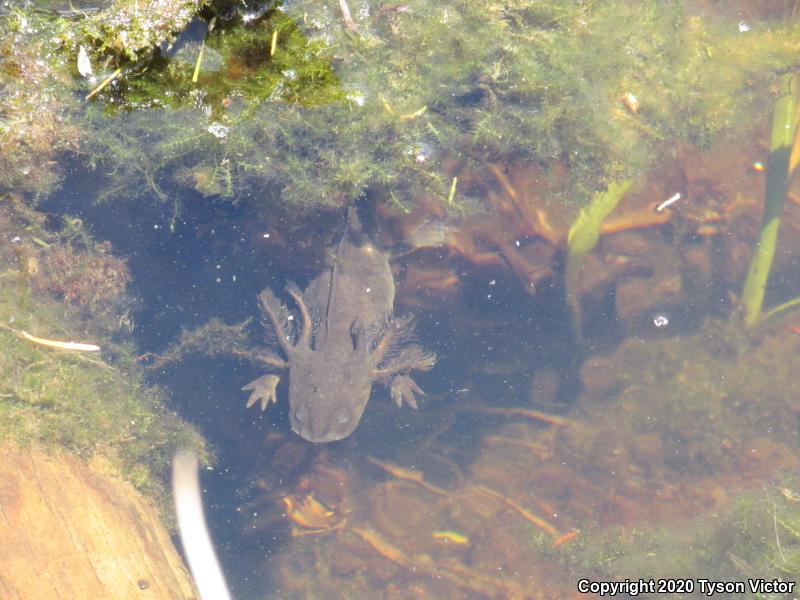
[288,358,373,443]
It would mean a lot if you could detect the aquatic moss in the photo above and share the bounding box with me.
[0,10,81,196]
[0,0,217,194]
[80,7,353,210]
[114,9,343,112]
[3,1,800,230]
[74,0,800,220]
[282,0,800,198]
[82,0,210,60]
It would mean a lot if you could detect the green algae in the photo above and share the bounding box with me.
[64,1,800,217]
[80,7,348,210]
[3,1,800,218]
[115,10,342,112]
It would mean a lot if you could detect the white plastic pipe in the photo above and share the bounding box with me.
[172,450,232,600]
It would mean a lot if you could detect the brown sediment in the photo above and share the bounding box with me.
[259,317,800,597]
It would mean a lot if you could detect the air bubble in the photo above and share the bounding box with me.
[652,313,670,329]
[344,84,368,107]
[404,141,436,164]
[207,122,229,139]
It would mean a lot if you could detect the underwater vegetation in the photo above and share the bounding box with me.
[0,9,81,196]
[2,1,800,593]
[0,193,207,509]
[98,2,796,216]
[239,0,800,212]
[557,331,800,590]
[82,0,208,60]
[33,241,132,310]
[2,0,797,221]
[0,0,211,197]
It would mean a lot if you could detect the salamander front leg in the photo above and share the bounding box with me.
[389,374,425,409]
[242,374,281,411]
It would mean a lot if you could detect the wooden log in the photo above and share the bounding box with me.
[0,444,197,599]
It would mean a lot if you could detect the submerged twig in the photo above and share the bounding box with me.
[192,41,205,83]
[476,484,560,538]
[366,456,447,496]
[447,177,458,205]
[484,435,551,457]
[21,330,100,352]
[466,405,570,427]
[774,501,787,563]
[381,96,427,120]
[85,66,123,100]
[350,527,410,566]
[270,29,278,56]
[349,527,526,598]
[338,0,359,33]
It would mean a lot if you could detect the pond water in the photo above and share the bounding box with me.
[3,0,800,598]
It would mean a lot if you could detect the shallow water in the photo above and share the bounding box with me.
[4,0,800,598]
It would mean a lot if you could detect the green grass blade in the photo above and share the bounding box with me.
[565,180,631,340]
[741,74,798,328]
